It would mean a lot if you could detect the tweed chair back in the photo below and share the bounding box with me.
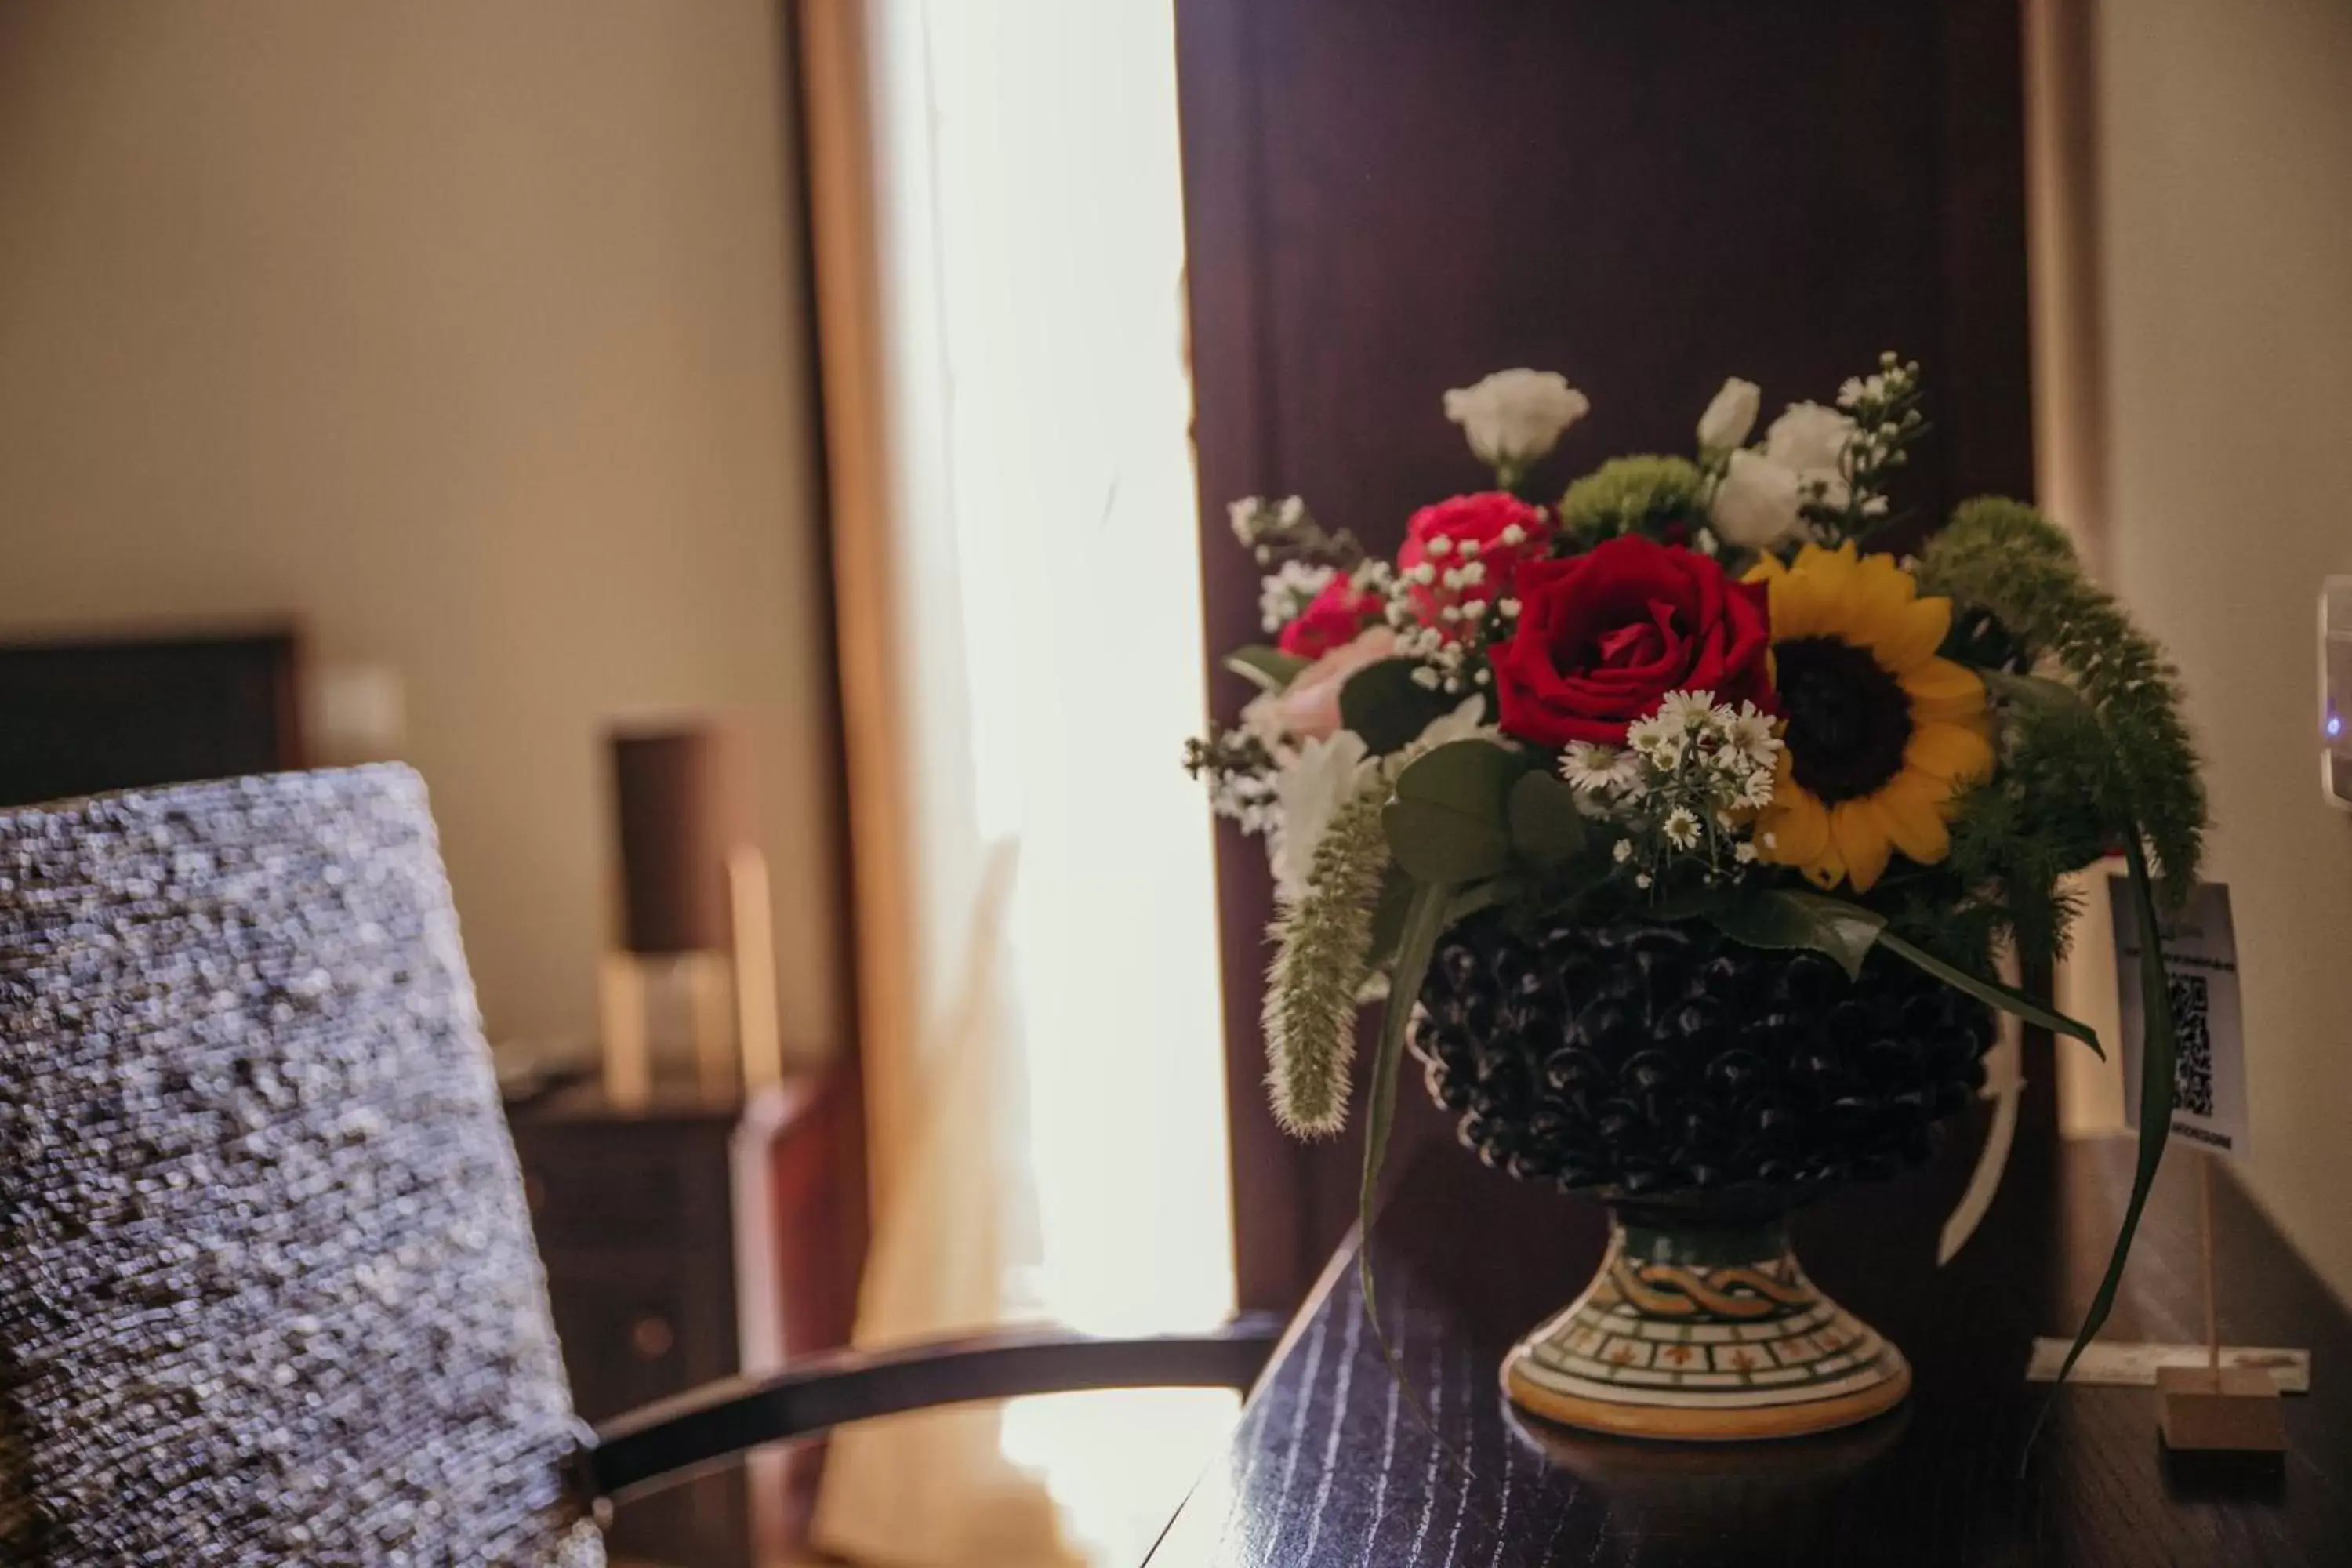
[0,768,601,1566]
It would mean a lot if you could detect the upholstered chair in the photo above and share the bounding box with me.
[0,768,1271,1565]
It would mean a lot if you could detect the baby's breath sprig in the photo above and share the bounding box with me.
[1183,728,1282,837]
[1369,526,1532,699]
[1229,495,1363,571]
[1816,351,1928,543]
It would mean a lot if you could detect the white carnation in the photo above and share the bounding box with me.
[1709,448,1808,550]
[1765,401,1857,474]
[1443,368,1590,471]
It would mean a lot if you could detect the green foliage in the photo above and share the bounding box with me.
[1915,499,2207,946]
[1224,645,1310,693]
[1557,456,1705,546]
[1704,888,1885,981]
[1381,740,1530,884]
[1260,780,1390,1137]
[1338,658,1455,756]
[1505,772,1587,866]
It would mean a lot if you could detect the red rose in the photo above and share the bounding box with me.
[1491,535,1774,747]
[1276,575,1382,659]
[1397,493,1550,631]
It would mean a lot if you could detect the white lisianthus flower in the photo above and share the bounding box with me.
[1709,448,1808,550]
[1696,377,1762,453]
[1269,731,1377,904]
[1443,369,1590,475]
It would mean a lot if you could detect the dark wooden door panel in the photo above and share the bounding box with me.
[1176,0,2034,1311]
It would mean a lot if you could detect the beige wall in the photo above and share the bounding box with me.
[2055,0,2352,1294]
[0,0,843,1057]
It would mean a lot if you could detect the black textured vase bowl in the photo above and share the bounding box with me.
[1413,914,1994,1441]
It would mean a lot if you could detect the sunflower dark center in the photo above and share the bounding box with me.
[1774,636,1912,804]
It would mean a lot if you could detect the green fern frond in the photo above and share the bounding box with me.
[1917,498,2207,917]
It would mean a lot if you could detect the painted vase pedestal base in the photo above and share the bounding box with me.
[1504,1213,1910,1442]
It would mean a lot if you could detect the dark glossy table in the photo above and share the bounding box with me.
[1148,1135,2352,1566]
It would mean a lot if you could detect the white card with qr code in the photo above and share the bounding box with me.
[2111,879,2249,1158]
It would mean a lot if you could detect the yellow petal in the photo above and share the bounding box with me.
[1876,773,1953,864]
[1768,571,1835,640]
[1744,554,1787,585]
[1899,658,1987,724]
[1868,596,1951,673]
[1792,541,1858,590]
[1906,720,1995,784]
[1830,798,1894,892]
[1763,781,1831,866]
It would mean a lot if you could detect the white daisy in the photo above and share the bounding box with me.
[1727,701,1783,768]
[1734,841,1759,865]
[1560,741,1627,793]
[1655,690,1717,734]
[1611,838,1634,864]
[1625,713,1682,768]
[1663,807,1702,850]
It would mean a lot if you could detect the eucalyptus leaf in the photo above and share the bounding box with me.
[1706,889,1886,981]
[1383,800,1510,884]
[1338,657,1455,755]
[1382,740,1528,885]
[1875,930,2104,1059]
[1223,644,1312,694]
[1507,771,1587,867]
[2028,831,2178,1463]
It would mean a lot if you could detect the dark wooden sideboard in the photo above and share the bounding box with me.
[509,1076,865,1567]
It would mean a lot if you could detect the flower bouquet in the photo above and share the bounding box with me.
[1187,358,2205,1439]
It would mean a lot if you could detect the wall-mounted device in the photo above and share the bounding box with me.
[2321,578,2352,809]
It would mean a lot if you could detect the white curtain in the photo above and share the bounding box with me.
[807,1,1233,1562]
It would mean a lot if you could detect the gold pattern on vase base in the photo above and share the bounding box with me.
[1502,1222,1913,1441]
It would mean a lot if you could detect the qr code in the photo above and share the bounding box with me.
[2170,971,2214,1118]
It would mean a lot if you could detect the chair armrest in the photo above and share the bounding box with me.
[579,1313,1287,1504]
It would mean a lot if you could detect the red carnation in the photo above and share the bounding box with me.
[1491,536,1774,748]
[1396,493,1549,632]
[1276,576,1383,659]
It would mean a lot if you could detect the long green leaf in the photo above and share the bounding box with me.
[1223,644,1312,693]
[1875,930,2104,1061]
[1707,888,1886,980]
[1359,879,1454,1447]
[2027,831,2177,1465]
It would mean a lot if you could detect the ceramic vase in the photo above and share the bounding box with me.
[1414,915,1991,1440]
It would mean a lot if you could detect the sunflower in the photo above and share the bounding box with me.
[1744,543,1992,892]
